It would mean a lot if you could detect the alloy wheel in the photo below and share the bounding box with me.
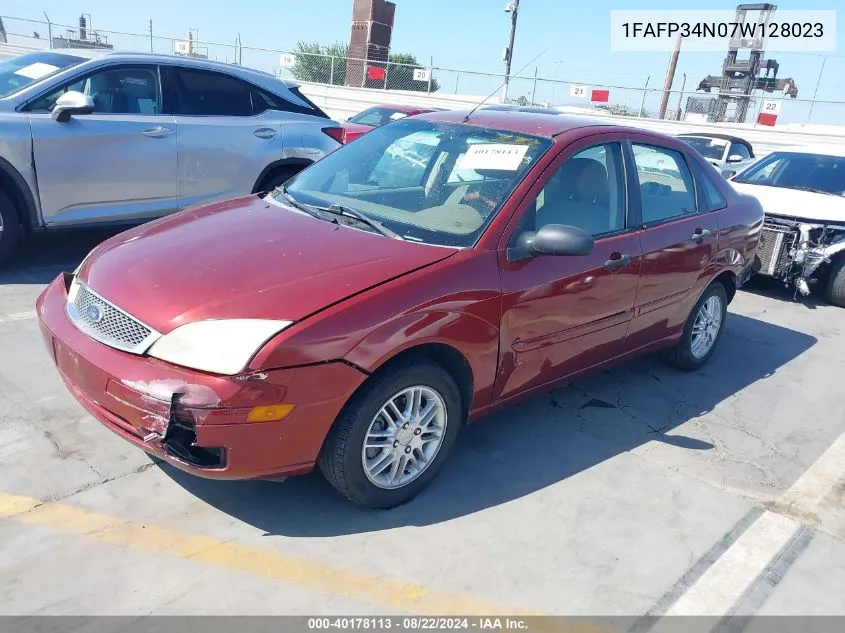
[361,385,448,490]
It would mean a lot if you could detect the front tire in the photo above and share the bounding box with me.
[0,189,22,265]
[318,358,463,509]
[825,257,845,308]
[664,282,728,371]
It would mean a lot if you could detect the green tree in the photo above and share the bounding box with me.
[291,41,348,85]
[386,53,440,92]
[290,42,439,93]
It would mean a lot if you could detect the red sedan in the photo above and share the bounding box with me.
[37,110,764,508]
[341,104,442,143]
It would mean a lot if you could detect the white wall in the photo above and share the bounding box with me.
[297,81,845,156]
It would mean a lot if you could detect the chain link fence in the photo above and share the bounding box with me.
[3,13,844,126]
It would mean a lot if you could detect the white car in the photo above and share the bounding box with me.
[677,133,756,176]
[729,145,845,306]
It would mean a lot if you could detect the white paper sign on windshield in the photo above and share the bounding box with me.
[457,144,529,171]
[13,62,60,79]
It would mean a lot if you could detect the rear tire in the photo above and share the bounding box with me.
[664,282,728,371]
[318,358,463,509]
[825,257,845,308]
[0,189,22,266]
[258,167,301,194]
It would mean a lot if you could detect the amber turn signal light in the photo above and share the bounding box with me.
[246,404,295,423]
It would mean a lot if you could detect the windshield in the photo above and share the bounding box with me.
[0,52,86,98]
[733,151,845,196]
[680,136,728,161]
[278,118,552,247]
[348,107,416,127]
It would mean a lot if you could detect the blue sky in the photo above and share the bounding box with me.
[2,0,843,123]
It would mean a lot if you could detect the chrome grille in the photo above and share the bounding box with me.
[67,281,159,353]
[756,224,796,276]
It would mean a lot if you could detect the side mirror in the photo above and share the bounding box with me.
[510,224,595,261]
[51,91,95,122]
[726,154,744,163]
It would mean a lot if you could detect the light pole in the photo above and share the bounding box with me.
[807,55,828,123]
[501,0,520,103]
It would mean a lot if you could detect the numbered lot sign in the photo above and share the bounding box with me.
[570,84,588,98]
[413,68,430,82]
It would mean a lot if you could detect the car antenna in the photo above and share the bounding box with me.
[462,48,549,123]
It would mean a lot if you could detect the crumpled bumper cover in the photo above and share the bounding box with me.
[36,273,368,480]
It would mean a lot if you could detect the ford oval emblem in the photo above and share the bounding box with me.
[85,304,104,323]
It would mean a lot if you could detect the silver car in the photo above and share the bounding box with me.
[0,49,343,263]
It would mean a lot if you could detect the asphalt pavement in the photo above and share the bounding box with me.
[1,229,844,620]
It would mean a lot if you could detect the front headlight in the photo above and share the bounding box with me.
[147,319,294,375]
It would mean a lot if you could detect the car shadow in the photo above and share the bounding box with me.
[158,311,816,536]
[741,276,828,310]
[0,227,126,286]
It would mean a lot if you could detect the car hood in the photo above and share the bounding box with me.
[78,195,458,334]
[730,182,845,223]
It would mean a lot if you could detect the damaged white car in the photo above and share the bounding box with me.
[730,145,845,306]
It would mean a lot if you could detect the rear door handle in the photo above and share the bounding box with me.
[604,253,632,271]
[253,127,278,139]
[142,126,173,138]
[690,228,712,243]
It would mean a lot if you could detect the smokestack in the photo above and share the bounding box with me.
[79,15,87,40]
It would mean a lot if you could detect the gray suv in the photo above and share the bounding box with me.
[0,49,343,263]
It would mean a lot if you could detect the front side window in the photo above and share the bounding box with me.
[632,144,697,224]
[0,52,86,98]
[520,143,626,238]
[28,65,161,114]
[732,151,845,197]
[730,143,752,160]
[279,119,552,247]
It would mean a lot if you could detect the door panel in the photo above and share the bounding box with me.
[626,143,720,348]
[495,138,642,401]
[168,66,283,209]
[28,64,177,225]
[497,234,642,399]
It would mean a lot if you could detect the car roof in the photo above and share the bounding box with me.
[414,108,622,139]
[371,104,442,113]
[52,48,300,88]
[677,132,751,147]
[772,144,845,158]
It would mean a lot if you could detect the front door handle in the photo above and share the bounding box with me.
[142,126,173,138]
[253,127,278,139]
[604,253,632,271]
[690,228,712,243]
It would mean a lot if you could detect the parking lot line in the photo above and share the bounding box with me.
[0,491,542,617]
[0,311,37,324]
[656,430,845,617]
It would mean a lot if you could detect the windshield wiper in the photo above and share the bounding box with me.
[274,187,338,223]
[787,185,838,197]
[319,204,402,239]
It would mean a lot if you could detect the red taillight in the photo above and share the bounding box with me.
[322,126,346,144]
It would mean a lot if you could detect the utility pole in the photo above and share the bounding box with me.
[501,0,520,103]
[658,34,682,120]
[149,19,153,53]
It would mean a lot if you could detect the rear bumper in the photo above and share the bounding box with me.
[36,274,368,480]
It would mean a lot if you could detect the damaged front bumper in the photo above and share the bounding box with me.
[753,215,845,296]
[35,274,368,480]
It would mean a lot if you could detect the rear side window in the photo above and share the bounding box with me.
[632,144,697,224]
[689,160,727,211]
[171,68,254,116]
[731,143,752,160]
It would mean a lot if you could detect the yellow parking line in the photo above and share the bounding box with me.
[0,491,543,617]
